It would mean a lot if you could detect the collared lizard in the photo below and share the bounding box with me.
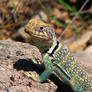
[24,19,92,92]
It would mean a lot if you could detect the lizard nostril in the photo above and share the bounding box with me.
[24,29,29,34]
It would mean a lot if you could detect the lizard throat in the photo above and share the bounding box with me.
[48,41,59,56]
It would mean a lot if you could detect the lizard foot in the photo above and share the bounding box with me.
[24,72,40,81]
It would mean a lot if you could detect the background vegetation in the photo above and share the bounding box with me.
[0,0,92,52]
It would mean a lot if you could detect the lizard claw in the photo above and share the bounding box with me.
[24,72,38,81]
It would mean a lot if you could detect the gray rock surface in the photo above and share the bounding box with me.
[0,40,56,92]
[0,40,92,92]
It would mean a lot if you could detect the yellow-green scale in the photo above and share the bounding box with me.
[53,43,92,91]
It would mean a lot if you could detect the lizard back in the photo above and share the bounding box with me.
[50,41,92,92]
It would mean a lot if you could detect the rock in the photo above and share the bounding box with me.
[7,86,28,92]
[64,31,92,52]
[85,45,92,55]
[32,11,48,22]
[12,27,31,43]
[0,40,92,92]
[0,40,56,92]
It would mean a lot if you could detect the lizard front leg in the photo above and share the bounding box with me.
[24,56,43,80]
[24,54,53,82]
[24,69,52,82]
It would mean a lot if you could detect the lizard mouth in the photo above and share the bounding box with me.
[24,29,49,40]
[32,33,49,40]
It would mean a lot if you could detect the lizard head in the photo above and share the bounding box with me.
[25,19,56,53]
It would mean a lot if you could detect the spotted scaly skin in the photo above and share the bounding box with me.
[51,42,92,92]
[24,19,92,92]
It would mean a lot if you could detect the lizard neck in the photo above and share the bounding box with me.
[39,36,58,54]
[47,37,63,57]
[40,47,50,54]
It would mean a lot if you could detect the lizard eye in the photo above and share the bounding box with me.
[40,26,43,29]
